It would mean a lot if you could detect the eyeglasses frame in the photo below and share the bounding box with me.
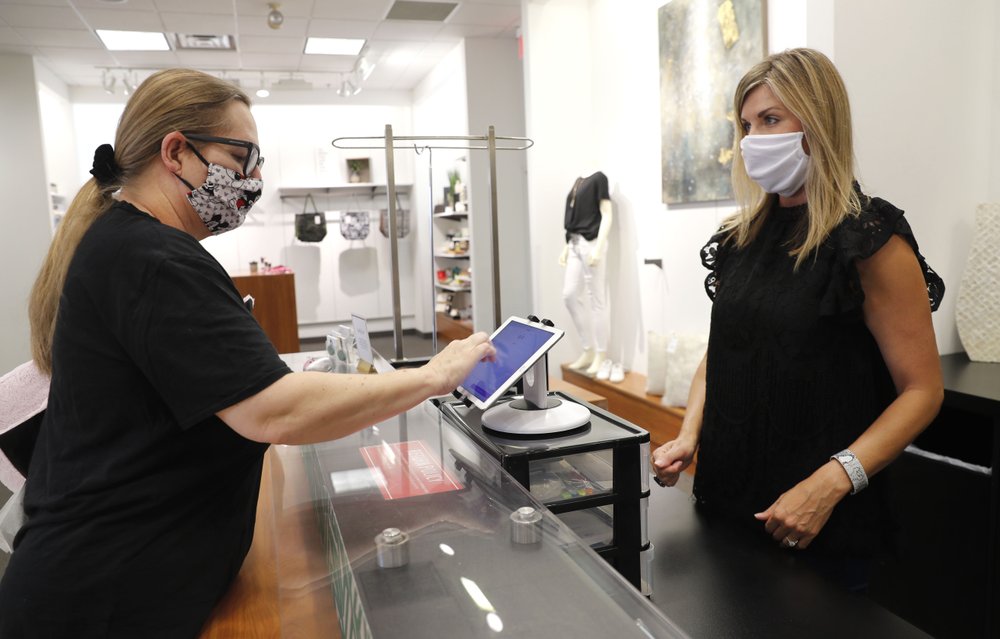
[181,132,264,177]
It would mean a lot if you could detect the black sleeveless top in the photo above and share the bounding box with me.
[693,193,944,558]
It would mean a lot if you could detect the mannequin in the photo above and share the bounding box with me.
[559,171,613,377]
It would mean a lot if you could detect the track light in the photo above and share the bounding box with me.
[267,3,284,30]
[336,76,360,97]
[356,55,375,81]
[256,71,270,98]
[101,69,116,95]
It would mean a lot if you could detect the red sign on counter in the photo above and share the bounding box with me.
[360,440,462,500]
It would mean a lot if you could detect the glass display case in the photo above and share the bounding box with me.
[436,391,653,593]
[267,399,685,639]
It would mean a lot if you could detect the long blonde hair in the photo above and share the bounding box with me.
[726,48,861,268]
[29,69,250,374]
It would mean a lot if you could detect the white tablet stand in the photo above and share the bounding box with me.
[481,354,591,436]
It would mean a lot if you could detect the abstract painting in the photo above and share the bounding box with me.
[659,0,766,204]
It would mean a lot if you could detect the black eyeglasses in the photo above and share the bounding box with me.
[182,132,264,176]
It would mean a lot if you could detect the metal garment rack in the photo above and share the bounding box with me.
[333,125,534,363]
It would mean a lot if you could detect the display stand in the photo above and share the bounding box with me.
[333,126,533,364]
[481,354,591,435]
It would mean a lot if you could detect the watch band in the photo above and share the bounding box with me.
[831,449,868,495]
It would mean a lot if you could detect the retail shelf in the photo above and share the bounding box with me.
[277,183,412,200]
[433,211,468,219]
[435,282,471,292]
[434,253,470,259]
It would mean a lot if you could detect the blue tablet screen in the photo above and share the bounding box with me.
[461,321,554,405]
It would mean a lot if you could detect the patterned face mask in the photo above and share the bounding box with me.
[177,145,263,235]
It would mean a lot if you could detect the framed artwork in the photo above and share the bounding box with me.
[658,0,767,204]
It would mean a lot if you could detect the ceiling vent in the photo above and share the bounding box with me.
[174,34,236,50]
[385,1,458,21]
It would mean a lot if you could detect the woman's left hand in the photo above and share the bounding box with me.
[754,461,853,550]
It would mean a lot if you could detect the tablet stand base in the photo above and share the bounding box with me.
[481,355,591,435]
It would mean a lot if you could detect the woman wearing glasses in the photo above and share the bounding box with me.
[0,69,494,637]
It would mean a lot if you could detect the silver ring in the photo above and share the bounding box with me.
[783,537,798,548]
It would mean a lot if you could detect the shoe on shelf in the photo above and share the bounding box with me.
[596,359,613,381]
[609,362,625,383]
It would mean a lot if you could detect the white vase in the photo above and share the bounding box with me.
[955,203,1000,362]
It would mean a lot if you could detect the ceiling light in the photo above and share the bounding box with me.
[305,37,365,56]
[96,29,170,51]
[267,3,284,30]
[256,72,270,98]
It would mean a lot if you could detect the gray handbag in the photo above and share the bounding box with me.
[340,211,370,240]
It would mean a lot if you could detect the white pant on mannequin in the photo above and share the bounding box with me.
[562,234,608,374]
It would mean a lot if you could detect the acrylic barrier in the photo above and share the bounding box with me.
[265,397,689,639]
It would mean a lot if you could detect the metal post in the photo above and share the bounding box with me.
[488,126,501,329]
[384,124,404,361]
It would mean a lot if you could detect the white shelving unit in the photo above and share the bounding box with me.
[432,208,472,338]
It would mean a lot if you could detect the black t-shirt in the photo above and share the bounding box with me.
[0,201,291,637]
[693,193,944,559]
[564,171,610,242]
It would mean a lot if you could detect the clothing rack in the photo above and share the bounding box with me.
[332,125,534,363]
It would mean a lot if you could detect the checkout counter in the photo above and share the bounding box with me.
[200,351,930,638]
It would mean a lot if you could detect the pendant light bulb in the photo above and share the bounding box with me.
[267,3,284,30]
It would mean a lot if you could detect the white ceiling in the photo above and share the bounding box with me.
[0,0,521,93]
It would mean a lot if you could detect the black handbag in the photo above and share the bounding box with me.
[295,194,327,242]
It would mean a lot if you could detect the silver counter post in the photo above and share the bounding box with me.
[375,527,410,568]
[384,124,404,362]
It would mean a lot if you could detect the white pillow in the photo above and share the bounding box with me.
[663,332,708,407]
[645,331,669,395]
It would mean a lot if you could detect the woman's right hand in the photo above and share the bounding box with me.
[652,437,697,487]
[424,332,496,396]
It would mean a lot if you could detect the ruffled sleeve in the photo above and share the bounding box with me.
[820,195,945,316]
[701,229,730,301]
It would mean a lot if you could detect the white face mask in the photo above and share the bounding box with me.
[740,131,809,198]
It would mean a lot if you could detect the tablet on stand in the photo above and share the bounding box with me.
[457,316,591,436]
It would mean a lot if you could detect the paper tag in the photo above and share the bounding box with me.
[351,314,374,365]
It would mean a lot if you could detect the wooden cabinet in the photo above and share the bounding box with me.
[231,272,300,354]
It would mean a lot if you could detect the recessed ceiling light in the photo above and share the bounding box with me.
[96,29,170,51]
[304,37,365,56]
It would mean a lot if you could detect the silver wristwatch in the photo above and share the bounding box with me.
[831,449,868,495]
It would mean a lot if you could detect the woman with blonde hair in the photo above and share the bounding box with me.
[652,48,944,590]
[0,69,494,637]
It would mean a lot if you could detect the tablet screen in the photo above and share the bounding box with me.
[457,317,563,410]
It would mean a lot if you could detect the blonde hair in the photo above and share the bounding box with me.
[29,69,250,374]
[726,48,861,268]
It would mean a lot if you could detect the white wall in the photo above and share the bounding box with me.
[523,0,979,380]
[832,0,995,355]
[463,37,531,330]
[35,62,80,223]
[0,54,53,371]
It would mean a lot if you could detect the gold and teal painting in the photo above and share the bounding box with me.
[659,0,766,204]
